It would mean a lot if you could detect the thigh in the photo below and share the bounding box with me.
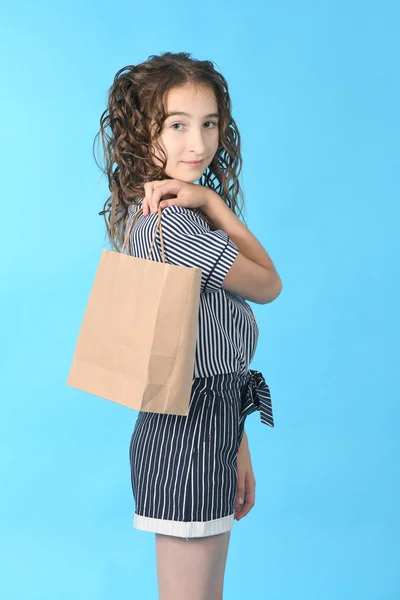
[214,530,231,600]
[155,531,231,600]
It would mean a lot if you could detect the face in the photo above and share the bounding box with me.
[150,83,220,183]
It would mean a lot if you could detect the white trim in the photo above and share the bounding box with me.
[133,512,235,538]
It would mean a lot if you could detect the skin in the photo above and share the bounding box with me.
[146,83,256,600]
[143,82,220,216]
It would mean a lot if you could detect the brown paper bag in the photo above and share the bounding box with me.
[66,204,202,416]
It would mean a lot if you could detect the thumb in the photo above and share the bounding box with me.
[235,481,245,506]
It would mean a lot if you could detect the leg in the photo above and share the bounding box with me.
[155,531,231,600]
[213,530,231,600]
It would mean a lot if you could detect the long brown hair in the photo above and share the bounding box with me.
[94,51,247,251]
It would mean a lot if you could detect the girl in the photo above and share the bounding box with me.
[96,51,282,600]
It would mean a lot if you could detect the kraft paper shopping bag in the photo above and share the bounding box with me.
[66,204,202,416]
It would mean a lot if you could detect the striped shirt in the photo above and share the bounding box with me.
[125,201,259,379]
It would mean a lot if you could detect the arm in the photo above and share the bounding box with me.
[235,429,256,520]
[202,190,282,302]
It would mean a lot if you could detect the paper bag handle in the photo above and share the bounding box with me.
[121,204,166,262]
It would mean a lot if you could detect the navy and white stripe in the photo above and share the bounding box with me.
[129,369,273,538]
[126,201,260,379]
[125,199,275,538]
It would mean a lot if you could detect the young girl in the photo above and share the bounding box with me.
[96,51,282,600]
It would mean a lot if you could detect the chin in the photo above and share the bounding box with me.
[166,171,197,184]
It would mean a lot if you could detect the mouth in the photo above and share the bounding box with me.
[183,160,204,167]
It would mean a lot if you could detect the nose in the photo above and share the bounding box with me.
[186,127,208,155]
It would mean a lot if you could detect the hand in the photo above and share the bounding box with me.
[234,435,256,521]
[142,179,210,216]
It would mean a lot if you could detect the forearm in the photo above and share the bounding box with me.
[202,189,281,282]
[240,430,248,447]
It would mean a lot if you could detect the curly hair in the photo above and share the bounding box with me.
[93,51,248,251]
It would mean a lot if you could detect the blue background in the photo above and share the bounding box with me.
[1,1,399,598]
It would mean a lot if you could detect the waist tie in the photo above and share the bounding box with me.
[241,369,275,428]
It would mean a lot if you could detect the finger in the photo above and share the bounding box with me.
[235,485,245,511]
[145,185,161,214]
[234,495,248,519]
[236,473,256,519]
[150,181,181,212]
[234,493,245,519]
[234,503,245,519]
[234,503,243,517]
[143,182,151,216]
[149,186,163,213]
[237,500,254,519]
[237,488,255,520]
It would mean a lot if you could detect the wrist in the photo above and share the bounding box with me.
[202,188,220,213]
[201,188,227,230]
[239,430,248,447]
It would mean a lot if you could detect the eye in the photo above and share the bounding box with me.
[170,121,218,131]
[204,121,218,129]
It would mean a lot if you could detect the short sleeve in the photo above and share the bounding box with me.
[154,205,239,293]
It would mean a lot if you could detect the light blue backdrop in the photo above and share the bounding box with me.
[1,1,398,598]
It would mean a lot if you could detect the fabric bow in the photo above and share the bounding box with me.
[241,369,275,427]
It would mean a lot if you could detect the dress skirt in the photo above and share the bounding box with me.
[128,369,274,539]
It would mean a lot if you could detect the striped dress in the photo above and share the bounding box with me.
[126,199,274,538]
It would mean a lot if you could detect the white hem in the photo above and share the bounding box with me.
[133,512,235,538]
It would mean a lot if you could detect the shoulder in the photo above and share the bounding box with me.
[157,205,212,232]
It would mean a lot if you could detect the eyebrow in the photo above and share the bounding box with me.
[165,111,219,119]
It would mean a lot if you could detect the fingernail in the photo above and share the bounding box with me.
[238,497,243,504]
